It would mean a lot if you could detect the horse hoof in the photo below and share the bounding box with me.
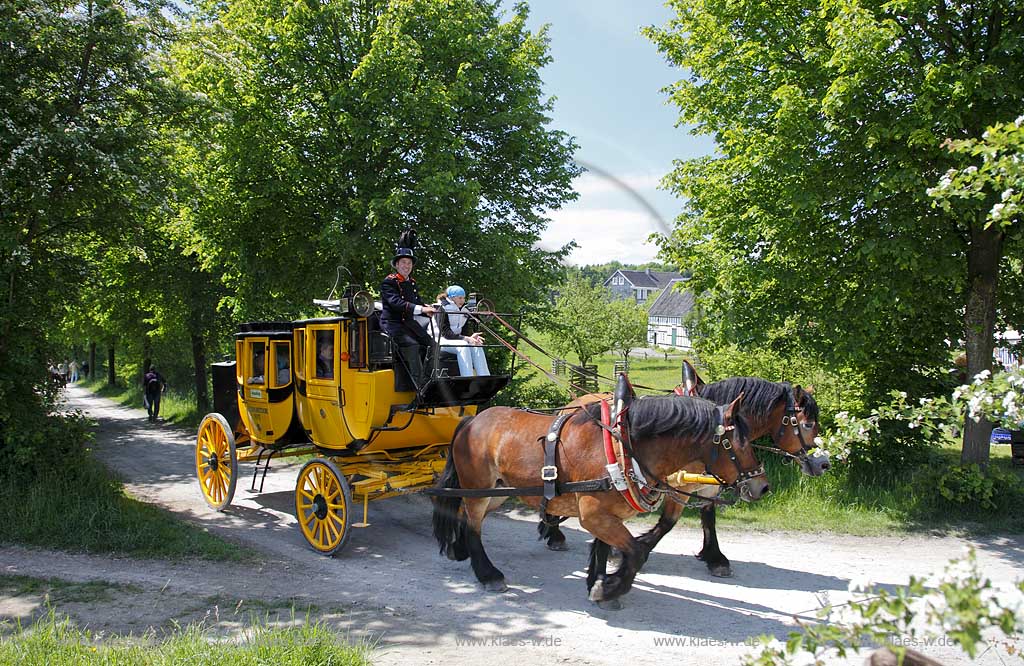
[483,579,508,593]
[594,598,623,611]
[546,540,569,552]
[709,564,732,578]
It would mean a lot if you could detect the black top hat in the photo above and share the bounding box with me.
[391,229,418,267]
[392,247,415,267]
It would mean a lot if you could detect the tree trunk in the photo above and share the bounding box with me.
[191,331,209,414]
[961,222,1004,466]
[107,342,116,386]
[88,341,96,380]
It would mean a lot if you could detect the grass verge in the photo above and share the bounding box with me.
[0,455,246,562]
[0,609,371,666]
[645,445,1024,536]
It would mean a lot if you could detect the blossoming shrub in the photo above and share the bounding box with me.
[819,370,1024,512]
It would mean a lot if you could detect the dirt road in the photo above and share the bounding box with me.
[2,386,1022,665]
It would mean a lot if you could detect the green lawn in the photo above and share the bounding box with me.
[0,609,371,666]
[0,454,248,561]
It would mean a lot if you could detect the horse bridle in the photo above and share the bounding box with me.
[709,405,765,486]
[761,388,817,465]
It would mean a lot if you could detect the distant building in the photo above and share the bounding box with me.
[646,279,696,349]
[603,268,684,304]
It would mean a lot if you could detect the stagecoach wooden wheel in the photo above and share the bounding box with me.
[295,459,353,556]
[195,413,238,511]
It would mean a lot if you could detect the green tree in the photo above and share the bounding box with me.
[928,117,1024,463]
[606,297,650,364]
[171,0,579,320]
[546,273,613,367]
[646,0,1024,465]
[0,0,180,458]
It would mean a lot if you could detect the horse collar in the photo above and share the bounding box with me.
[601,399,663,514]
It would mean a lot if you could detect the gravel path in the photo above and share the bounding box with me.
[1,385,1022,665]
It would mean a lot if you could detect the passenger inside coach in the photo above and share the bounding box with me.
[315,331,334,379]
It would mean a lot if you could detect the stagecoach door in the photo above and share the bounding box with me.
[303,323,350,448]
[240,337,273,441]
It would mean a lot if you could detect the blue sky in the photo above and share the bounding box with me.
[509,1,716,266]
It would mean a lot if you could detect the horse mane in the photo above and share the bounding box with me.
[697,376,820,422]
[583,395,748,443]
[697,377,787,419]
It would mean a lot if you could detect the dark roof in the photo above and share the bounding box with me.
[646,279,695,317]
[605,269,683,288]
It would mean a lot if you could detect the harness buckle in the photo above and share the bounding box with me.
[540,465,558,482]
[721,437,732,450]
[605,463,628,491]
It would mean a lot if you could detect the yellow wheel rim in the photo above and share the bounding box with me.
[295,460,352,555]
[195,414,236,510]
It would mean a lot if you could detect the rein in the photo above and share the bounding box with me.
[468,309,674,394]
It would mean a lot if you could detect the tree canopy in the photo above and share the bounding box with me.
[1,0,580,464]
[171,0,580,319]
[1,0,180,442]
[647,0,1024,462]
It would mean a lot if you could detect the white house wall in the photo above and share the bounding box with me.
[647,321,693,349]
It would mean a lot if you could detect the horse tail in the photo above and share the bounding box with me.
[432,417,472,560]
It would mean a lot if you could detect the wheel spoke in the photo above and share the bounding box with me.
[324,516,339,542]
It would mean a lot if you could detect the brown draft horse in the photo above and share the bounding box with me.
[431,394,769,606]
[541,376,826,578]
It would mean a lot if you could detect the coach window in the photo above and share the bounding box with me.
[248,341,266,385]
[272,341,291,387]
[348,320,366,369]
[315,330,335,380]
[294,330,306,381]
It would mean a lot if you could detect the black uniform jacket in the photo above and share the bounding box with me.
[380,273,428,338]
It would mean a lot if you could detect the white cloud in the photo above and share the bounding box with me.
[537,207,665,265]
[571,171,664,196]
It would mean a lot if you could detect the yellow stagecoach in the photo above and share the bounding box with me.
[195,286,510,555]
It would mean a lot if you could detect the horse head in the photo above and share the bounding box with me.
[708,393,770,502]
[775,385,830,477]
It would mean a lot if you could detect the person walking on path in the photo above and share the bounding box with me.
[69,359,80,383]
[143,366,166,422]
